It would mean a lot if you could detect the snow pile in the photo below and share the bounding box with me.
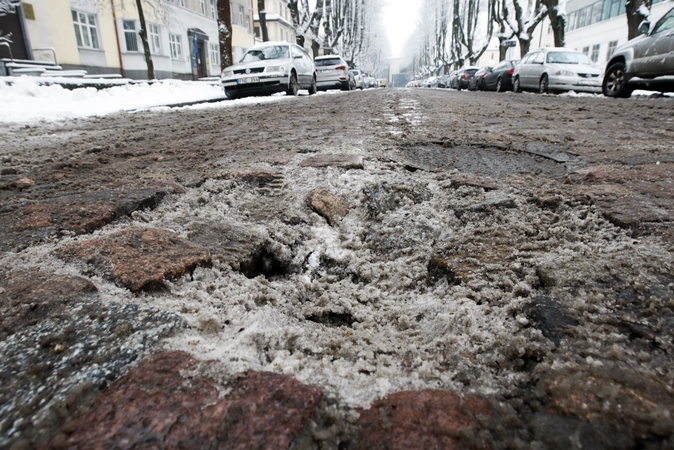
[0,78,226,123]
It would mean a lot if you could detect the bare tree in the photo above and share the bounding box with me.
[0,0,15,45]
[286,0,324,54]
[625,0,652,40]
[258,0,269,41]
[217,0,233,68]
[508,0,548,56]
[493,0,515,61]
[95,0,163,79]
[542,0,566,46]
[135,0,155,79]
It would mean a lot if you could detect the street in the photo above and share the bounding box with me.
[1,88,674,449]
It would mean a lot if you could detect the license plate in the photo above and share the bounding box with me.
[578,80,599,86]
[237,77,259,84]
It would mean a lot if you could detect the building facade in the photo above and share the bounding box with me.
[229,0,255,63]
[1,0,257,79]
[565,0,671,66]
[253,0,296,45]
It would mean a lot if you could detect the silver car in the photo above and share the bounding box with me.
[221,41,316,100]
[603,5,674,97]
[315,55,354,91]
[513,48,603,94]
[350,68,365,90]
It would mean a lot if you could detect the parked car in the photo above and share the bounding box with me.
[315,55,354,91]
[350,68,365,90]
[377,78,388,87]
[603,5,674,98]
[512,47,602,94]
[447,71,459,89]
[221,41,316,99]
[364,76,378,88]
[426,76,439,88]
[437,74,450,88]
[469,67,492,90]
[481,60,519,92]
[455,67,480,90]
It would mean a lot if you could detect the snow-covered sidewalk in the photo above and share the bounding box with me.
[0,78,228,124]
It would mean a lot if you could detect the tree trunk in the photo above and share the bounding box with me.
[135,0,155,80]
[257,0,269,41]
[626,0,652,40]
[217,0,232,68]
[543,0,566,47]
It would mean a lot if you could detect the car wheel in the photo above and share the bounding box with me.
[457,82,462,91]
[496,78,502,92]
[308,75,317,95]
[225,90,238,100]
[513,76,521,93]
[286,72,299,96]
[539,74,549,94]
[603,62,633,98]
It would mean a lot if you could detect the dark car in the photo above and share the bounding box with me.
[437,74,450,88]
[469,67,492,90]
[603,5,674,97]
[482,60,519,92]
[455,67,480,90]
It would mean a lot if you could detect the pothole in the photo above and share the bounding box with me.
[400,142,567,178]
[239,246,291,279]
[306,312,357,328]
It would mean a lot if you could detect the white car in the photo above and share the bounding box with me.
[512,47,603,94]
[350,68,365,89]
[314,55,354,91]
[221,41,316,99]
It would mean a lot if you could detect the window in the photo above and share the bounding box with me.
[72,10,100,49]
[210,0,216,19]
[602,0,626,21]
[179,0,185,6]
[123,20,138,52]
[653,8,674,34]
[254,26,260,38]
[148,23,161,54]
[200,0,206,15]
[567,12,576,30]
[606,40,618,59]
[169,33,183,59]
[577,8,587,28]
[239,5,244,26]
[582,46,590,56]
[209,43,219,66]
[245,13,251,32]
[590,44,600,62]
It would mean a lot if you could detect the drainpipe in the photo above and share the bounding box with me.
[110,0,125,77]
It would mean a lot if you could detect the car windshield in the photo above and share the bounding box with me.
[315,58,343,67]
[546,51,594,65]
[241,46,290,62]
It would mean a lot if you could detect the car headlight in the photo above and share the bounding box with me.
[554,69,576,77]
[265,66,286,74]
[221,69,233,77]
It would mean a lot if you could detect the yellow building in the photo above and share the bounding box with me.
[229,0,256,63]
[3,0,254,80]
[253,0,296,44]
[20,0,122,75]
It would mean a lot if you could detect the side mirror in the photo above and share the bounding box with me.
[638,20,650,35]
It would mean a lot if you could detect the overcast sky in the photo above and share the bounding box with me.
[383,0,420,59]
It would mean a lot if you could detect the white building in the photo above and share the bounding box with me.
[565,0,672,67]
